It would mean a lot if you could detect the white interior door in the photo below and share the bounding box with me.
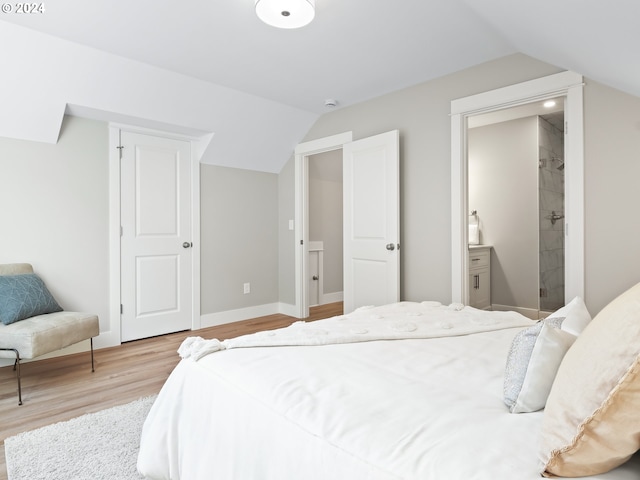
[343,130,400,313]
[120,131,193,341]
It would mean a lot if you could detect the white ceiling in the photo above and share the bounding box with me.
[2,0,639,171]
[0,0,514,113]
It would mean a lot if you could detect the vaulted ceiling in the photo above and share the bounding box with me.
[1,0,638,172]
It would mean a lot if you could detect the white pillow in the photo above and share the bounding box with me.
[503,318,576,413]
[546,296,591,336]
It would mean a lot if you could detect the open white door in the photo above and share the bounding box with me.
[343,130,400,313]
[120,131,193,341]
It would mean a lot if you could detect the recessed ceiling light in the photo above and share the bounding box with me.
[543,100,557,108]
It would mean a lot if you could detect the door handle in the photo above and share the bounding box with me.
[183,242,193,249]
[312,275,319,280]
[386,243,395,251]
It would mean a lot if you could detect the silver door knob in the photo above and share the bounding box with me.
[386,243,395,251]
[183,242,192,248]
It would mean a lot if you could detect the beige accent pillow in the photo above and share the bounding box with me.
[540,282,640,477]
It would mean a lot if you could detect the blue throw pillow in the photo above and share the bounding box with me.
[0,273,63,325]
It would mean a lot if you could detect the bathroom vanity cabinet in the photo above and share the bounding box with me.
[468,245,491,310]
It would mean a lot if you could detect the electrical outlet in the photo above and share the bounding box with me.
[243,283,251,294]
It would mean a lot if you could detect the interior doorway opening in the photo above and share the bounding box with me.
[294,132,353,319]
[308,150,344,307]
[467,99,566,318]
[450,70,584,309]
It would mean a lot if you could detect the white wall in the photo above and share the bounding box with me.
[468,117,539,310]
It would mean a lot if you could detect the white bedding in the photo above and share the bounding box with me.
[138,303,640,480]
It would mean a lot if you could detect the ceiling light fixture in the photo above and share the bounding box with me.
[255,0,315,29]
[543,100,557,108]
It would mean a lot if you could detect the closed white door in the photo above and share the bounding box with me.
[343,130,400,313]
[120,131,193,341]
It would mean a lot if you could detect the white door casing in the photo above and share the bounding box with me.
[120,131,193,341]
[343,130,400,313]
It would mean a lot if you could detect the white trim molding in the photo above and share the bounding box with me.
[201,303,281,329]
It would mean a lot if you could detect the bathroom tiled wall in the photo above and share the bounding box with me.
[538,115,564,311]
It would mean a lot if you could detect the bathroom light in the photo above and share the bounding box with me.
[543,100,557,108]
[255,0,315,29]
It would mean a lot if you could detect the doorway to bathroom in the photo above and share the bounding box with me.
[467,101,565,318]
[450,70,585,317]
[307,149,344,308]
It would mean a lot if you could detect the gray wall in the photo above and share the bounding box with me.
[468,116,539,311]
[0,117,282,344]
[200,165,279,313]
[584,80,640,313]
[279,54,562,306]
[278,157,296,305]
[309,150,343,296]
[0,116,110,332]
[279,53,640,316]
[4,53,640,343]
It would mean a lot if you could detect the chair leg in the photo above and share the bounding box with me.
[1,348,22,406]
[90,337,95,373]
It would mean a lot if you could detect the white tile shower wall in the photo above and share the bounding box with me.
[538,116,565,311]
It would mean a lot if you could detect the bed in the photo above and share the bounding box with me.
[137,291,640,480]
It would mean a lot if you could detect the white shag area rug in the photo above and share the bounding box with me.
[4,395,156,480]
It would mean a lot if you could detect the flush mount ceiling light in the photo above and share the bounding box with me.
[255,0,315,29]
[543,100,557,108]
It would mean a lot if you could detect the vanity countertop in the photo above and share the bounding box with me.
[468,244,492,250]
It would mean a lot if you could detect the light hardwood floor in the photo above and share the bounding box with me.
[0,302,343,480]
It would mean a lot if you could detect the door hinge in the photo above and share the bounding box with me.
[120,226,123,237]
[120,304,123,314]
[116,144,124,159]
[300,239,304,245]
[565,121,568,134]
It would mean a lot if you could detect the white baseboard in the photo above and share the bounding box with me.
[492,304,541,320]
[94,329,120,349]
[200,303,282,329]
[320,291,343,305]
[277,302,298,317]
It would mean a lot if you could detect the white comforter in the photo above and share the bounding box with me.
[177,302,532,360]
[138,303,640,480]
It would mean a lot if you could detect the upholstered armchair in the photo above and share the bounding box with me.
[0,263,99,405]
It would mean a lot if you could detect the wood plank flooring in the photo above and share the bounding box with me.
[0,302,342,480]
